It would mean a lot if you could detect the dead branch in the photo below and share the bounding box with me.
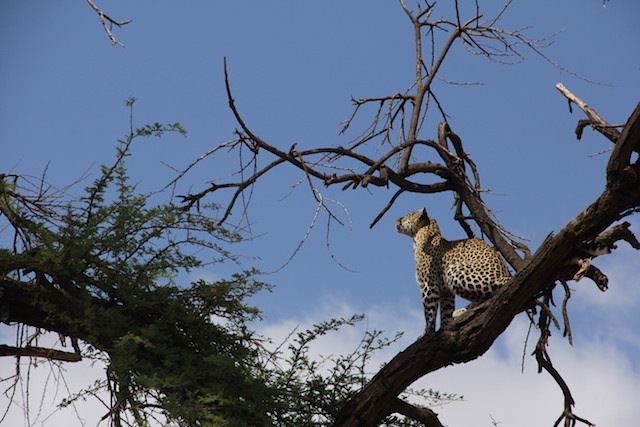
[535,293,594,427]
[331,89,640,427]
[607,102,640,186]
[563,219,640,291]
[85,0,132,47]
[0,344,82,362]
[556,83,623,144]
[178,1,562,272]
[559,281,573,345]
[165,2,640,426]
[594,221,640,249]
[181,57,526,271]
[391,398,444,427]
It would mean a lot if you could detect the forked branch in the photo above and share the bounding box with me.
[178,1,562,270]
[169,2,640,425]
[85,0,132,47]
[535,293,595,427]
[332,96,640,426]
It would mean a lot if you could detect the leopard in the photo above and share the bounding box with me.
[396,208,511,333]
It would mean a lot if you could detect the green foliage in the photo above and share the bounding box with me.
[1,101,274,426]
[264,315,461,426]
[2,100,459,426]
[69,121,273,426]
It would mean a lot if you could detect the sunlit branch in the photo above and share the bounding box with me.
[85,0,132,47]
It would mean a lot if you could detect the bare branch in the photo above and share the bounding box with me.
[560,281,573,345]
[0,344,82,363]
[85,0,132,47]
[594,221,640,250]
[370,189,405,229]
[391,397,444,427]
[535,293,595,427]
[607,102,640,186]
[331,94,640,427]
[556,83,624,144]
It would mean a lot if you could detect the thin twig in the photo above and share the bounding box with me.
[85,0,132,47]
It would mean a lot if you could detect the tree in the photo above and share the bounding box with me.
[0,99,455,426]
[3,1,638,426]
[172,1,640,426]
[0,99,275,425]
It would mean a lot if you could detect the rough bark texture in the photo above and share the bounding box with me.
[331,103,640,426]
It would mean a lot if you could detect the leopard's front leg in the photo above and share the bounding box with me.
[420,281,440,334]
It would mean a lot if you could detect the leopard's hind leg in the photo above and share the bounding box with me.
[440,292,455,329]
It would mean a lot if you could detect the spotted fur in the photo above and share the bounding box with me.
[396,208,511,333]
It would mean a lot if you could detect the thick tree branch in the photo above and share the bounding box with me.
[168,5,639,424]
[607,102,640,186]
[391,398,444,427]
[0,278,82,340]
[331,101,640,427]
[0,344,81,362]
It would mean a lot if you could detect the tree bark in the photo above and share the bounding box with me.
[332,103,640,426]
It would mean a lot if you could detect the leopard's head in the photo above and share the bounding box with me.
[396,208,439,238]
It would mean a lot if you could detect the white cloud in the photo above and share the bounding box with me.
[4,312,638,427]
[0,351,108,427]
[254,270,640,427]
[3,244,639,427]
[418,316,640,426]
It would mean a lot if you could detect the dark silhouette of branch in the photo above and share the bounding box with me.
[535,292,594,427]
[0,344,81,363]
[170,1,640,425]
[391,398,445,427]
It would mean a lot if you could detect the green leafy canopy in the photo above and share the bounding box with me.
[1,99,457,426]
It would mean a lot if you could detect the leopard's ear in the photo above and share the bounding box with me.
[420,208,429,219]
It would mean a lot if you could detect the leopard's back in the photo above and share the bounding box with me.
[440,237,511,302]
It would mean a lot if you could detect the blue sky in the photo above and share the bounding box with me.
[2,1,640,426]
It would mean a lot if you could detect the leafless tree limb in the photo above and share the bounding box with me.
[85,0,132,47]
[559,281,574,345]
[556,83,626,145]
[331,95,640,426]
[0,344,81,362]
[535,291,595,427]
[391,398,444,427]
[178,1,571,271]
[169,1,640,425]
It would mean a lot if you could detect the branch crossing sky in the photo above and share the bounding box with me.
[1,2,639,425]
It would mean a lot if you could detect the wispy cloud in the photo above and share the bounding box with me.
[0,349,107,427]
[256,244,640,427]
[3,245,638,426]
